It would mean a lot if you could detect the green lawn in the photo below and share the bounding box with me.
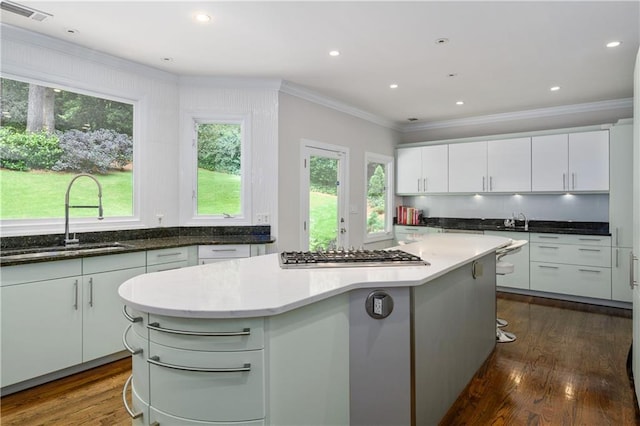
[0,169,132,219]
[310,191,338,251]
[197,168,241,215]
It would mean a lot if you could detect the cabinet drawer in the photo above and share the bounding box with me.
[146,247,189,266]
[83,252,146,274]
[529,233,610,246]
[198,245,251,259]
[146,260,189,273]
[530,243,611,267]
[150,407,265,425]
[1,259,82,286]
[148,315,264,351]
[148,345,265,422]
[124,324,149,403]
[530,262,611,299]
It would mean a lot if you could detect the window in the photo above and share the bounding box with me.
[364,152,393,242]
[0,77,135,221]
[191,116,251,222]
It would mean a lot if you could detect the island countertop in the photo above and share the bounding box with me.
[118,233,510,319]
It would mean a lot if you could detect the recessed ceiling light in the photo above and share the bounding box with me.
[389,84,399,89]
[447,73,458,78]
[66,28,78,35]
[407,117,418,122]
[161,57,173,62]
[550,86,561,91]
[606,41,622,48]
[194,13,211,23]
[456,101,464,105]
[329,50,340,57]
[435,38,449,45]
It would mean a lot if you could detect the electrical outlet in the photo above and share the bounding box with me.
[256,213,270,224]
[155,213,164,227]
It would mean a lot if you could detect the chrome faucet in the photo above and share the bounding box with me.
[64,174,104,246]
[517,212,529,231]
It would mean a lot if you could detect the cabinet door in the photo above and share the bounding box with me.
[83,267,146,361]
[448,141,487,193]
[487,138,531,192]
[531,134,568,191]
[1,277,82,387]
[609,123,634,248]
[421,145,448,192]
[396,147,422,193]
[568,130,609,191]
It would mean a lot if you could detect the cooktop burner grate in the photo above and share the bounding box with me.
[279,249,429,269]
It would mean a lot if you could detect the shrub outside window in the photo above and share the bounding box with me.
[0,77,135,220]
[365,152,393,242]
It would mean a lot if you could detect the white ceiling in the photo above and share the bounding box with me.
[2,1,639,127]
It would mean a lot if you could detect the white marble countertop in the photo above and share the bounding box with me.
[118,233,511,318]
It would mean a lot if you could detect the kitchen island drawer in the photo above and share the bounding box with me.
[148,345,265,422]
[148,315,264,351]
[530,262,611,299]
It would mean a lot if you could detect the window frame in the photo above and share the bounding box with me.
[185,112,252,225]
[363,152,394,243]
[0,73,141,236]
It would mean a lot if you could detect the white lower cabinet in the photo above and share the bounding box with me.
[612,247,633,302]
[198,244,264,265]
[530,233,612,299]
[146,246,192,272]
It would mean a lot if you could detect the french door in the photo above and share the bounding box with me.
[301,142,349,251]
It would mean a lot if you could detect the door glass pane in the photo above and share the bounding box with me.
[366,162,387,234]
[309,155,338,251]
[196,122,242,216]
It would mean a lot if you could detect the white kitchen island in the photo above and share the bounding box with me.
[119,234,510,426]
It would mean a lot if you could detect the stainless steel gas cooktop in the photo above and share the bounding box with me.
[279,249,429,269]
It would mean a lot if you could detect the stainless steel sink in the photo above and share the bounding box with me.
[1,242,134,261]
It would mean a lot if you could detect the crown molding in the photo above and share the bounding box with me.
[402,98,634,133]
[279,81,401,131]
[179,75,283,90]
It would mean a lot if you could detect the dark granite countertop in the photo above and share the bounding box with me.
[0,226,275,267]
[397,218,609,236]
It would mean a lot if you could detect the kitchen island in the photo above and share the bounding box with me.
[119,233,510,425]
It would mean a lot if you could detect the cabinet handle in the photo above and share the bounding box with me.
[538,265,559,269]
[122,375,143,419]
[489,176,493,191]
[147,322,251,337]
[616,228,619,246]
[88,277,94,307]
[572,172,576,190]
[578,248,601,252]
[148,356,251,373]
[482,176,486,191]
[73,279,78,310]
[579,238,602,242]
[157,252,182,257]
[631,252,638,290]
[423,178,427,192]
[417,178,421,192]
[208,249,237,253]
[616,249,619,268]
[122,324,143,355]
[122,305,143,323]
[538,245,559,249]
[578,269,601,273]
[562,173,566,190]
[538,235,559,239]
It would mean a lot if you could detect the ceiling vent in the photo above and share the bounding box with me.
[1,0,52,22]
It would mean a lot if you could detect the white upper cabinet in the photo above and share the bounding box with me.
[568,130,609,192]
[532,130,609,192]
[487,137,531,192]
[448,141,487,193]
[397,145,448,194]
[609,122,634,248]
[448,138,530,193]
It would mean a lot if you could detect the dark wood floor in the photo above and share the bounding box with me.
[1,294,638,425]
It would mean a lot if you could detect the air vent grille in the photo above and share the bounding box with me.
[1,1,52,21]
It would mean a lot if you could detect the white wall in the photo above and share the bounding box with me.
[1,25,180,236]
[409,194,609,222]
[278,92,399,251]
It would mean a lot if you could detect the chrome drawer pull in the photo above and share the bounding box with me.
[578,248,601,252]
[538,265,559,269]
[579,238,602,242]
[123,305,143,323]
[122,324,143,355]
[122,375,143,419]
[538,236,559,239]
[148,356,251,373]
[538,246,559,249]
[631,252,638,290]
[157,252,183,257]
[209,248,238,252]
[578,269,601,273]
[147,322,250,337]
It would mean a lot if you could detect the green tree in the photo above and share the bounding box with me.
[197,123,241,175]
